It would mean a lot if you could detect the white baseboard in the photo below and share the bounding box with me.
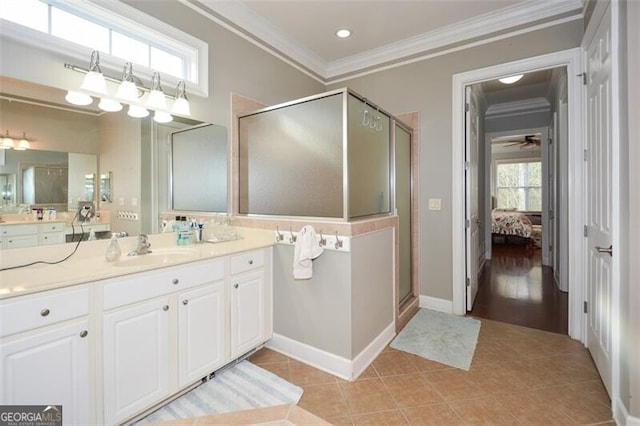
[419,295,453,313]
[614,397,640,425]
[266,322,395,381]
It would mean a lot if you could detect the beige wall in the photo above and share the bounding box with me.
[328,20,583,301]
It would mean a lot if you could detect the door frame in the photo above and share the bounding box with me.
[451,48,585,341]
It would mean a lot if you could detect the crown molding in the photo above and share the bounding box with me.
[486,97,551,119]
[189,0,583,82]
[325,0,583,78]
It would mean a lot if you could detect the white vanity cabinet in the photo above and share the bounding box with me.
[230,250,267,358]
[0,222,66,249]
[101,258,225,425]
[0,285,91,426]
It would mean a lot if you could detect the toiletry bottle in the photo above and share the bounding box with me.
[105,233,121,261]
[88,228,97,241]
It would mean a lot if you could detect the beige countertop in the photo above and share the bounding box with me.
[0,228,274,300]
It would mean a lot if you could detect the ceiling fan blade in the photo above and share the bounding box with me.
[505,142,523,147]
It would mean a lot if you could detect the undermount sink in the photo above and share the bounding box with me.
[112,248,199,267]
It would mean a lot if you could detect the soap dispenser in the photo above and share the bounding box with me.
[105,233,122,262]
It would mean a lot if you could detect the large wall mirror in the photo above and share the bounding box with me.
[0,77,230,251]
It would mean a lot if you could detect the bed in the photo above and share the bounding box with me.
[491,209,541,248]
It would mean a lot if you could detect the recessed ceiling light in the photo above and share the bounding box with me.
[336,29,351,38]
[499,74,524,84]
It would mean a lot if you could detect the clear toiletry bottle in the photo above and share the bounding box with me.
[105,233,122,262]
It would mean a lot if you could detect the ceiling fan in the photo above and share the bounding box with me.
[505,134,541,148]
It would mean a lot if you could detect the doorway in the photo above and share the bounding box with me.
[451,48,585,342]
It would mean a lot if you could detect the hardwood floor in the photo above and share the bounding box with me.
[470,244,568,334]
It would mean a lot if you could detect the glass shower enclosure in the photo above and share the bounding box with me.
[238,88,391,220]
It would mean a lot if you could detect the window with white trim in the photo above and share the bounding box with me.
[496,161,542,211]
[0,0,207,90]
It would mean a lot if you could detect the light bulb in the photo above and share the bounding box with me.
[128,104,149,118]
[147,90,167,110]
[171,97,190,116]
[116,80,138,102]
[153,111,173,123]
[498,74,524,84]
[80,71,107,95]
[14,134,30,150]
[98,98,123,112]
[65,91,93,106]
[1,132,14,149]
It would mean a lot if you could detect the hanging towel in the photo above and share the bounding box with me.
[293,225,324,279]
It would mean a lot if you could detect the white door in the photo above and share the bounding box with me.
[0,320,90,426]
[231,271,264,358]
[585,3,613,396]
[103,298,171,425]
[178,282,226,387]
[465,85,481,310]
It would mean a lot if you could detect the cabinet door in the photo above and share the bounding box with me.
[0,319,91,426]
[230,271,264,358]
[103,298,170,425]
[177,282,226,387]
[5,234,38,249]
[39,232,65,246]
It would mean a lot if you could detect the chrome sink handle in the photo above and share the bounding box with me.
[128,234,152,256]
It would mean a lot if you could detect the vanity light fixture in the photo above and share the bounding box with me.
[1,131,14,149]
[115,62,139,102]
[14,133,31,151]
[64,51,192,120]
[498,74,524,84]
[65,90,93,106]
[171,81,190,116]
[80,50,107,95]
[336,29,351,38]
[147,72,167,110]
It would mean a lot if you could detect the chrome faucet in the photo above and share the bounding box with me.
[128,234,152,256]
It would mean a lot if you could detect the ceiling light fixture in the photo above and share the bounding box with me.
[336,29,351,38]
[498,74,524,84]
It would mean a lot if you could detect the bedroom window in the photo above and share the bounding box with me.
[496,161,541,211]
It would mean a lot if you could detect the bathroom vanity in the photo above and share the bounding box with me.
[0,230,273,425]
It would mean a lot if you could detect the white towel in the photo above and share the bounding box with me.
[293,225,324,279]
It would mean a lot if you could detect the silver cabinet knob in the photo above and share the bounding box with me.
[80,330,88,338]
[163,305,169,311]
[248,259,254,265]
[172,278,179,285]
[182,300,189,305]
[234,283,239,289]
[40,308,50,317]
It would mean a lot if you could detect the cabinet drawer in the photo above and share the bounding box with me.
[0,285,90,338]
[230,249,264,275]
[39,232,65,246]
[0,224,38,236]
[5,234,38,249]
[40,222,64,233]
[103,258,225,310]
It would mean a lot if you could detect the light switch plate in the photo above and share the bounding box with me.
[428,198,442,210]
[131,197,138,207]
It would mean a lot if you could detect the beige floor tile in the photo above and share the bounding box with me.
[193,405,290,425]
[565,379,611,406]
[401,403,465,425]
[372,349,418,377]
[354,365,378,380]
[285,404,333,425]
[539,384,613,425]
[403,352,453,372]
[297,382,350,420]
[493,390,579,425]
[288,360,337,386]
[351,409,408,425]
[380,374,443,408]
[339,378,397,415]
[448,396,518,425]
[257,361,292,382]
[421,369,486,401]
[324,414,354,425]
[249,348,290,365]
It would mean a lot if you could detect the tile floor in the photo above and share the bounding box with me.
[249,318,613,425]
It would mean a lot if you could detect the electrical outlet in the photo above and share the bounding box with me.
[428,198,442,211]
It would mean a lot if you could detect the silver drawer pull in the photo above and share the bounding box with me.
[248,259,254,265]
[40,308,50,317]
[234,283,239,289]
[163,305,170,311]
[595,245,613,256]
[172,278,179,285]
[182,300,189,305]
[80,330,88,338]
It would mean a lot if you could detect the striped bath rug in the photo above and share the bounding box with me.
[135,361,303,424]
